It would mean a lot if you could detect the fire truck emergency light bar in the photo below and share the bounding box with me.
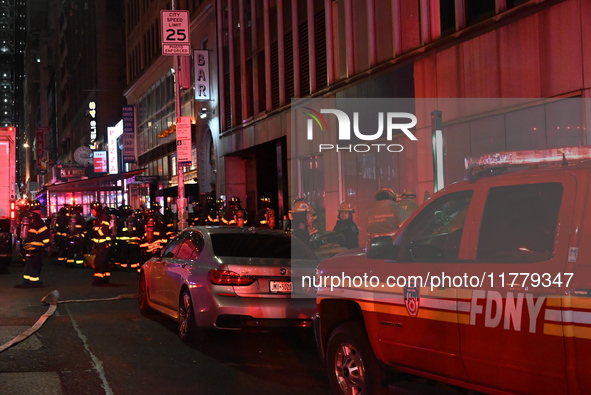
[464,146,591,170]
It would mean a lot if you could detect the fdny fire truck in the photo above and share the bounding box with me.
[314,146,591,395]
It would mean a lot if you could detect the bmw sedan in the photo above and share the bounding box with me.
[138,226,320,342]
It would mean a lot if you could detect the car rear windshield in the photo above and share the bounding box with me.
[210,233,317,259]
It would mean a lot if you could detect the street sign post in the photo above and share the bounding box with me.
[161,10,190,56]
[165,5,191,230]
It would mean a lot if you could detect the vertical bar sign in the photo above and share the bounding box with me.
[122,105,136,163]
[194,50,210,100]
[176,116,192,167]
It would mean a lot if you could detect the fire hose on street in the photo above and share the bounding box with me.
[0,290,137,353]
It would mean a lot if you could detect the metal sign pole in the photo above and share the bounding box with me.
[171,0,188,230]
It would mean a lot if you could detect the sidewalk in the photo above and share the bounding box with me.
[0,252,140,320]
[0,253,140,394]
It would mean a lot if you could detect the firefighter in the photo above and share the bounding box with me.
[189,201,203,227]
[398,188,419,216]
[200,197,224,225]
[90,201,112,285]
[18,200,50,288]
[66,204,86,268]
[222,196,246,225]
[115,205,134,270]
[118,206,141,271]
[258,207,277,229]
[365,188,409,238]
[139,208,168,265]
[254,196,274,228]
[54,206,70,265]
[332,202,359,249]
[199,196,224,226]
[290,199,313,249]
[163,205,177,240]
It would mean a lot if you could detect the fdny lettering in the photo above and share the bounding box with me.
[470,290,545,333]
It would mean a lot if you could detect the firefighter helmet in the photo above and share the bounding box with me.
[121,204,133,215]
[229,196,241,207]
[401,188,416,198]
[144,208,155,218]
[72,204,83,214]
[216,198,225,208]
[259,195,271,206]
[375,188,396,201]
[90,201,103,212]
[151,202,162,212]
[29,200,42,211]
[337,202,355,213]
[292,200,311,212]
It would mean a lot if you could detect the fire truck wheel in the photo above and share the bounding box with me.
[326,321,389,395]
[138,273,153,314]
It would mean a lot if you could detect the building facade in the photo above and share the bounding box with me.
[119,0,591,242]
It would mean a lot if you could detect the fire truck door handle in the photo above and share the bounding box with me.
[574,289,591,297]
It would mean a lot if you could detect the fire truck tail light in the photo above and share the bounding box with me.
[465,146,591,170]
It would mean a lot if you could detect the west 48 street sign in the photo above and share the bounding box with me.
[161,10,190,56]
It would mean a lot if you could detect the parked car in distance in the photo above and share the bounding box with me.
[139,226,319,342]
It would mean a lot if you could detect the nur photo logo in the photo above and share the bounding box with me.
[303,106,418,153]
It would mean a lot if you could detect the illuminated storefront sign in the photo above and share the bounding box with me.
[89,101,98,149]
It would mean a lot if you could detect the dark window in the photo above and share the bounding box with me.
[401,190,473,261]
[466,0,495,25]
[210,233,317,259]
[477,183,562,262]
[440,0,456,36]
[507,0,529,8]
[162,238,182,257]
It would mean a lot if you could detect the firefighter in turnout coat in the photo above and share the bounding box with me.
[90,202,112,285]
[54,206,70,265]
[139,209,168,265]
[19,200,50,287]
[66,204,86,268]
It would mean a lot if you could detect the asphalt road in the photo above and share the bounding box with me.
[0,254,331,395]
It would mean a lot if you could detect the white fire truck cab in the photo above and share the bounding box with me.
[314,146,591,395]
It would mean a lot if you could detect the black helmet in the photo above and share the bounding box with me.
[151,202,162,211]
[259,195,271,207]
[229,196,241,208]
[216,198,225,207]
[29,200,42,211]
[90,201,103,212]
[72,204,83,213]
[144,208,155,218]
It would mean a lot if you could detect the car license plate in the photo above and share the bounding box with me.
[270,281,292,293]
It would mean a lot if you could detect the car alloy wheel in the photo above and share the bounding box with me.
[138,273,152,314]
[326,321,388,395]
[178,289,197,342]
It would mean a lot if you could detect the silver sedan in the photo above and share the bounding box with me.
[138,226,319,342]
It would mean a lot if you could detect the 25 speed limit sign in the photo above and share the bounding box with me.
[161,10,191,56]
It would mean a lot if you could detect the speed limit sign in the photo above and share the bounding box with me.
[161,10,191,56]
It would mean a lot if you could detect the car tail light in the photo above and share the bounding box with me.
[208,269,255,286]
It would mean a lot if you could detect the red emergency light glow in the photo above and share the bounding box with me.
[465,146,591,170]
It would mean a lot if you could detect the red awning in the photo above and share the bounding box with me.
[43,168,146,193]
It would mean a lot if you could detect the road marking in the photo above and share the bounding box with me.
[65,304,113,395]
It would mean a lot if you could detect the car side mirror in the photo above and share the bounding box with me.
[366,236,399,260]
